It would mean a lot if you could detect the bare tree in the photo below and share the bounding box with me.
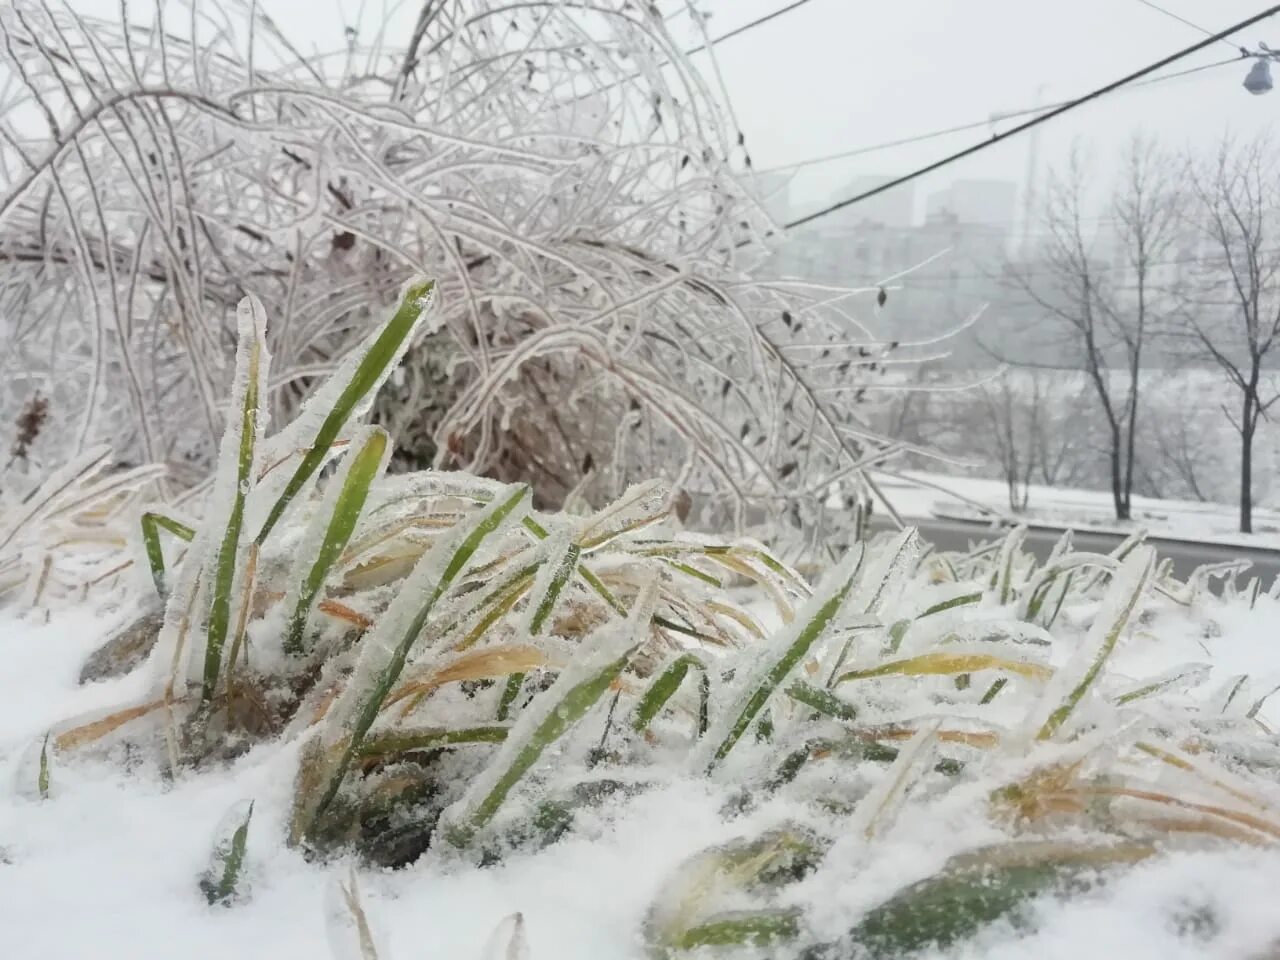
[1180,134,1280,533]
[978,373,1041,512]
[1003,138,1180,520]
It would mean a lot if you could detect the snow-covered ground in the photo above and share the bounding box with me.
[8,586,1280,959]
[877,470,1280,550]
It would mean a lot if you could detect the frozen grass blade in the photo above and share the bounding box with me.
[256,281,434,544]
[670,909,802,951]
[443,581,658,843]
[202,297,268,702]
[1020,553,1113,622]
[356,725,509,762]
[140,512,196,597]
[283,428,389,656]
[851,722,939,840]
[644,827,823,957]
[1034,547,1155,741]
[991,526,1026,604]
[919,591,982,619]
[838,650,1051,685]
[979,677,1008,704]
[386,644,548,716]
[298,484,528,841]
[496,673,525,722]
[786,680,858,722]
[0,445,111,556]
[703,545,866,771]
[37,732,50,800]
[527,536,580,636]
[334,868,380,960]
[633,654,709,734]
[1114,663,1211,706]
[483,913,530,960]
[200,800,253,906]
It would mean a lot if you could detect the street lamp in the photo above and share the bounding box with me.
[1244,58,1272,94]
[1244,42,1280,95]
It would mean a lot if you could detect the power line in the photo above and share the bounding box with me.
[585,0,820,103]
[782,5,1280,233]
[682,0,820,58]
[758,56,1242,177]
[1133,0,1250,53]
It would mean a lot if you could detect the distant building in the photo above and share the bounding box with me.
[925,180,1018,229]
[768,177,1023,363]
[824,175,917,229]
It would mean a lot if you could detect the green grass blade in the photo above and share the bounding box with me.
[633,654,707,732]
[979,677,1008,704]
[301,484,528,839]
[356,725,509,761]
[786,680,858,722]
[201,800,253,906]
[919,591,982,619]
[528,538,580,635]
[703,544,866,771]
[140,511,196,597]
[496,673,524,721]
[256,280,434,544]
[444,581,657,842]
[1035,548,1154,741]
[1114,663,1210,706]
[202,297,267,702]
[448,562,539,652]
[672,909,802,951]
[992,526,1026,604]
[283,428,389,656]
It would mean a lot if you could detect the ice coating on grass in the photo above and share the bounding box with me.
[1023,546,1156,742]
[577,479,671,548]
[848,720,939,841]
[186,295,271,691]
[439,579,659,839]
[854,528,921,622]
[325,869,389,960]
[247,280,437,538]
[277,424,391,656]
[0,444,111,557]
[482,912,531,960]
[148,534,210,698]
[144,295,271,697]
[895,613,1058,658]
[691,541,869,775]
[318,482,528,747]
[515,523,577,638]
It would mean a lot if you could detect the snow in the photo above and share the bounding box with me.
[8,589,1280,958]
[874,470,1280,550]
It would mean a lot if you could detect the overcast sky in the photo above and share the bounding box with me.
[687,0,1280,220]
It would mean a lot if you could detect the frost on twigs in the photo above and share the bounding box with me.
[0,0,919,543]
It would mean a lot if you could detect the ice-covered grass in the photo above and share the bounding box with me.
[9,291,1280,959]
[8,569,1280,958]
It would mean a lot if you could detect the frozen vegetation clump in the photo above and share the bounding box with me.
[0,0,916,540]
[20,287,1280,958]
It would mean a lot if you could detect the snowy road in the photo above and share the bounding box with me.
[880,514,1280,585]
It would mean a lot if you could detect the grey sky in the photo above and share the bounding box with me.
[689,0,1279,220]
